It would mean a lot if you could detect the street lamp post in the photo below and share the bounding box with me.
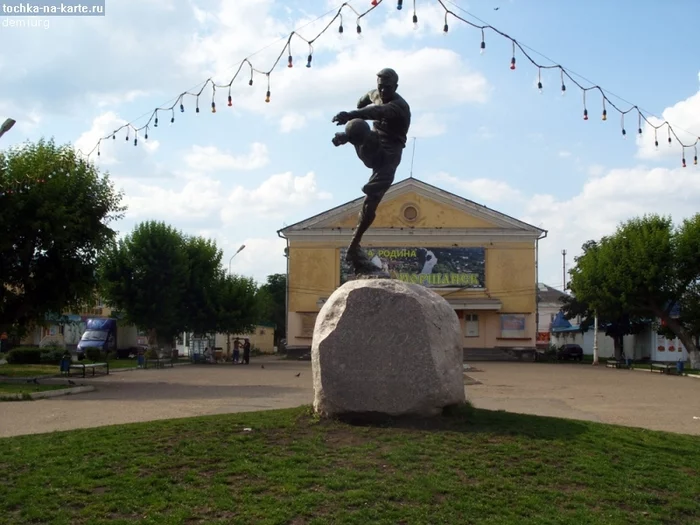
[228,244,246,275]
[0,118,16,140]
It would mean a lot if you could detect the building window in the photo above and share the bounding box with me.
[500,314,527,338]
[465,314,479,337]
[400,203,419,222]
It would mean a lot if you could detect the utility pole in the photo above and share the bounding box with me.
[561,249,567,290]
[592,311,599,365]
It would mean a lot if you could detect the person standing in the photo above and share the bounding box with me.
[233,338,241,364]
[243,338,251,365]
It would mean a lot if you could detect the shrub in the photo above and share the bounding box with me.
[6,347,42,364]
[86,347,103,362]
[40,347,65,365]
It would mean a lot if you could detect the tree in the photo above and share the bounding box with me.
[215,274,259,338]
[561,289,646,361]
[99,221,190,348]
[180,236,225,335]
[657,281,700,349]
[568,214,700,368]
[0,139,124,337]
[257,273,286,344]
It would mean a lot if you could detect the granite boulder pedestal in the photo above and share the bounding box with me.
[311,278,466,418]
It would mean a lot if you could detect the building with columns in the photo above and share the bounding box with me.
[278,178,547,359]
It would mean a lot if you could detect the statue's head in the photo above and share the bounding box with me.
[376,68,398,102]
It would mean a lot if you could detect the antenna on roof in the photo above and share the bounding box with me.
[409,137,416,178]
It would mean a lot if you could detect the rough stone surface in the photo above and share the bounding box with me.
[312,279,466,417]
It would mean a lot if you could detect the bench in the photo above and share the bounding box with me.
[606,359,628,369]
[144,358,174,369]
[650,362,677,374]
[70,362,109,378]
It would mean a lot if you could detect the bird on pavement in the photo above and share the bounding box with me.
[68,380,76,386]
[261,365,265,369]
[295,373,301,377]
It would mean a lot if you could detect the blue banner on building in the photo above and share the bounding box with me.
[340,246,485,288]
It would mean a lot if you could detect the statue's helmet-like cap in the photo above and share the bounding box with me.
[376,68,399,85]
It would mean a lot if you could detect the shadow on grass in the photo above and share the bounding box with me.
[333,402,589,441]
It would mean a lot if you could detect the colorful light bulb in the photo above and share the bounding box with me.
[602,109,607,121]
[583,109,588,120]
[180,103,185,112]
[397,0,403,10]
[265,90,271,103]
[510,57,516,70]
[287,55,293,68]
[211,101,216,113]
[306,54,312,68]
[228,95,232,106]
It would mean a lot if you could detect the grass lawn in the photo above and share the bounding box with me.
[1,406,699,524]
[0,382,69,395]
[0,364,60,378]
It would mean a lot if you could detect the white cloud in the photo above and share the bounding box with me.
[225,237,288,283]
[431,172,522,203]
[411,113,447,138]
[279,112,308,133]
[221,171,333,223]
[0,0,203,115]
[183,143,269,171]
[180,2,490,131]
[636,73,700,160]
[113,170,332,228]
[430,164,700,289]
[524,165,700,287]
[75,111,160,165]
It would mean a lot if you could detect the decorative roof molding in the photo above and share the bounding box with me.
[278,178,547,237]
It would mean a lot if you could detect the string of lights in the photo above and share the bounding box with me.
[435,0,699,166]
[2,0,698,196]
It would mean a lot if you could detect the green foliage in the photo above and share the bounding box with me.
[569,214,700,364]
[181,236,224,334]
[99,221,190,346]
[257,273,286,344]
[38,346,65,365]
[85,347,102,363]
[99,221,259,345]
[216,274,259,336]
[0,139,125,336]
[6,347,41,365]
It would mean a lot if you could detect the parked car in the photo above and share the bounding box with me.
[557,344,583,361]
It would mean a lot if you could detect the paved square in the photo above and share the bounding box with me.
[1,359,698,437]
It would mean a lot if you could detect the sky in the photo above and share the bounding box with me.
[1,0,700,291]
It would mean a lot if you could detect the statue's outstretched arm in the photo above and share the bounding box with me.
[347,100,402,122]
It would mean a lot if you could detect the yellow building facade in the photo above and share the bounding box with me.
[278,179,547,358]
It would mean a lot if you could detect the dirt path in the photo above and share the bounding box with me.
[1,359,698,438]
